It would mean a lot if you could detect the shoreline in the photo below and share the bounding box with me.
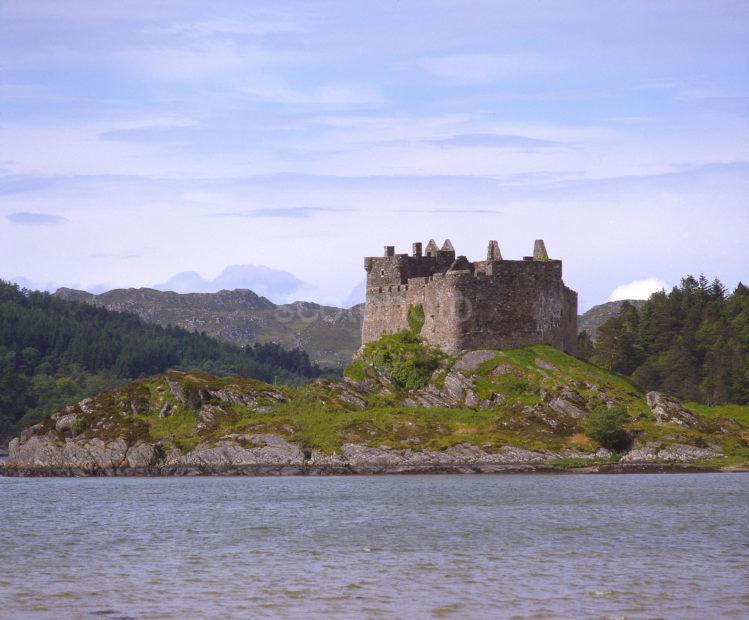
[2,462,744,477]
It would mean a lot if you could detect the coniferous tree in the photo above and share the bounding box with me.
[590,275,749,405]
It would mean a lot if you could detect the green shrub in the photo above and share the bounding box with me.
[583,404,631,451]
[361,330,445,390]
[407,304,426,336]
[343,359,367,381]
[71,416,90,435]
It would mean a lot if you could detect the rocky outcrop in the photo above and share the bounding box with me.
[7,434,162,475]
[646,392,700,427]
[620,442,719,464]
[3,427,725,476]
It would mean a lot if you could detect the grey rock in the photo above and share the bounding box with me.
[453,350,496,372]
[165,434,304,467]
[442,372,466,403]
[479,392,504,409]
[646,392,700,427]
[535,358,556,371]
[548,397,587,419]
[7,433,159,472]
[489,364,517,377]
[78,398,96,414]
[207,388,256,407]
[561,388,585,405]
[55,413,78,433]
[159,403,172,418]
[620,442,718,463]
[194,405,225,432]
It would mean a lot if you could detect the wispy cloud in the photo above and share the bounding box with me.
[6,211,68,225]
[417,53,554,85]
[432,134,565,148]
[99,124,197,143]
[214,207,351,219]
[0,174,59,195]
[400,208,501,214]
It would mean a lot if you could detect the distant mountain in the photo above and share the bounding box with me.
[54,285,639,364]
[577,300,646,340]
[54,287,363,368]
[153,264,307,303]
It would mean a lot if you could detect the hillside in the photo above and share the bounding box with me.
[5,340,747,476]
[55,286,642,367]
[0,280,325,444]
[55,287,363,368]
[578,300,646,340]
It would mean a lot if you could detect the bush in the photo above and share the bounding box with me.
[407,304,425,336]
[361,330,445,390]
[343,359,367,382]
[71,416,90,435]
[583,404,631,451]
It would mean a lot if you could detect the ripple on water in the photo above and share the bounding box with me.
[1,473,749,619]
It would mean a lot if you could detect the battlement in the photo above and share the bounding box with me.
[362,238,577,355]
[364,239,561,289]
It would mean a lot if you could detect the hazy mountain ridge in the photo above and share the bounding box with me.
[578,300,646,340]
[54,286,637,366]
[54,287,363,368]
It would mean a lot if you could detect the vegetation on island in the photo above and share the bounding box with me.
[345,329,445,389]
[20,333,747,470]
[579,276,749,406]
[0,280,331,443]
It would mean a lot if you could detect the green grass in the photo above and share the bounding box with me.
[32,342,749,470]
[685,402,749,427]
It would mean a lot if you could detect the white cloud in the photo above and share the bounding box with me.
[609,278,669,302]
[417,53,555,85]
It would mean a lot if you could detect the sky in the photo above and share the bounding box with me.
[1,0,747,310]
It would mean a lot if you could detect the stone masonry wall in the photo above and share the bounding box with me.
[362,240,578,356]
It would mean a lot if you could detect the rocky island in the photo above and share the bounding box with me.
[3,342,746,476]
[4,239,747,476]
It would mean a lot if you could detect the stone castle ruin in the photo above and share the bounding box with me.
[362,239,578,355]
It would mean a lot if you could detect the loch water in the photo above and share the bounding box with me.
[2,473,748,619]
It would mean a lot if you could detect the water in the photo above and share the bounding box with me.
[2,474,748,619]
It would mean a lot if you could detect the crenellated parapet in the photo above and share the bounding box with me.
[362,238,578,355]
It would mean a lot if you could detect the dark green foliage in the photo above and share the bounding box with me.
[360,330,445,389]
[407,304,426,336]
[583,404,631,451]
[0,279,327,441]
[591,276,749,405]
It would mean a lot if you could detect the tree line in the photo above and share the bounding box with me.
[0,280,329,442]
[578,275,749,405]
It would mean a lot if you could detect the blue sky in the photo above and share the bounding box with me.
[0,0,747,309]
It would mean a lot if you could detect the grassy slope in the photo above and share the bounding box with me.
[48,345,749,469]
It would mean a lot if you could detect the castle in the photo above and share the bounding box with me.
[362,239,578,355]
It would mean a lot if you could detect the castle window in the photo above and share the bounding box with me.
[380,269,385,277]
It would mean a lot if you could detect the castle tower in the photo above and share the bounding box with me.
[487,240,502,261]
[533,239,549,261]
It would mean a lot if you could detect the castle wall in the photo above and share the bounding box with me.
[361,285,410,343]
[362,241,578,356]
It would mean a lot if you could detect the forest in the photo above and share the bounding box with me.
[579,276,749,405]
[0,280,327,442]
